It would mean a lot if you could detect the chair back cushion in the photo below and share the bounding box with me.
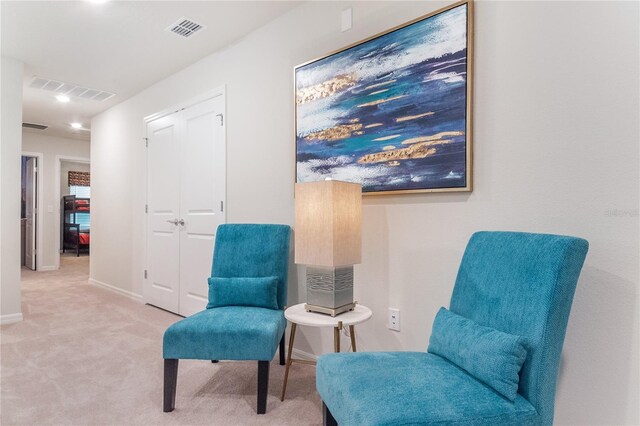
[450,231,588,424]
[212,224,291,310]
[428,307,528,401]
[207,276,279,310]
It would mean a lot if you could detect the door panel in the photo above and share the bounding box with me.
[25,157,37,270]
[145,115,181,313]
[179,96,226,316]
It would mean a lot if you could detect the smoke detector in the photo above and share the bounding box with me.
[166,17,205,38]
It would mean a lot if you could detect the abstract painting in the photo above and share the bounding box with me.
[295,1,472,194]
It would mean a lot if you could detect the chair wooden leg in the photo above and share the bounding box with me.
[257,360,269,414]
[323,401,337,426]
[279,335,285,365]
[163,359,178,413]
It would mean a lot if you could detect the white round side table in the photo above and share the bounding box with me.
[280,303,372,401]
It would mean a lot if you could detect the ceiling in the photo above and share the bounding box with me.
[1,1,300,141]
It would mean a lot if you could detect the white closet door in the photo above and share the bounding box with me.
[145,114,181,313]
[178,95,226,317]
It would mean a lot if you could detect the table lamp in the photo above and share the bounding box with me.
[295,179,362,316]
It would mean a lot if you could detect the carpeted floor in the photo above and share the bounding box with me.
[1,255,322,425]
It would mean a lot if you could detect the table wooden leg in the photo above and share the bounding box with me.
[333,326,340,352]
[349,325,357,352]
[280,323,297,401]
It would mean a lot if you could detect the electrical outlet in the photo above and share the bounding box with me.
[388,308,400,331]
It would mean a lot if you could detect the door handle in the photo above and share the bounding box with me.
[178,219,185,226]
[166,219,179,225]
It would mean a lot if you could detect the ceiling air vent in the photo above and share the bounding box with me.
[166,17,205,38]
[23,122,49,130]
[28,76,115,102]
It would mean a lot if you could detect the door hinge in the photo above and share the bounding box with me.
[220,201,224,212]
[145,204,148,213]
[144,270,148,279]
[144,137,148,147]
[216,113,223,126]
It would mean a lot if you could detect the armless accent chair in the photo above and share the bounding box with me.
[317,231,588,426]
[163,224,291,414]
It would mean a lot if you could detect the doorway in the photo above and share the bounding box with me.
[55,156,90,270]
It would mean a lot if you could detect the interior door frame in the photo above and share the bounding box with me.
[54,155,90,270]
[143,85,227,309]
[21,151,43,271]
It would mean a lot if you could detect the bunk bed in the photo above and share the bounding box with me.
[61,195,90,256]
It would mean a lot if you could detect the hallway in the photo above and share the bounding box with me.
[1,257,320,425]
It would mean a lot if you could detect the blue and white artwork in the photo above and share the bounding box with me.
[295,2,471,193]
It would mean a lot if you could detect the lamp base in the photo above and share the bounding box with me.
[305,302,356,317]
[306,266,354,315]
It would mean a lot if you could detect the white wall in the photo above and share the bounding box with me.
[0,56,24,324]
[22,132,90,269]
[91,2,639,424]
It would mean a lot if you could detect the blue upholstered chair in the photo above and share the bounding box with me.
[317,231,588,425]
[163,224,291,414]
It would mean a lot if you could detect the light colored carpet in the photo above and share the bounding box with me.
[1,255,322,425]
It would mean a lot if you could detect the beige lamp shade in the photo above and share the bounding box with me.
[295,180,362,267]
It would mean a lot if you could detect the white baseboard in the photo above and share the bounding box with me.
[88,278,143,303]
[0,313,24,325]
[291,347,318,361]
[39,265,58,271]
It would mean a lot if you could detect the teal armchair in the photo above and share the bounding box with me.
[163,224,291,414]
[317,231,588,425]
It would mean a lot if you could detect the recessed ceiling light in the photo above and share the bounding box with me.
[56,95,70,103]
[70,122,83,129]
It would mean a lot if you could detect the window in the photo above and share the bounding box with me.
[74,212,90,230]
[69,185,90,230]
[70,185,90,198]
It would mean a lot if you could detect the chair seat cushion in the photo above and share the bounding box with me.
[163,306,286,361]
[316,352,539,426]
